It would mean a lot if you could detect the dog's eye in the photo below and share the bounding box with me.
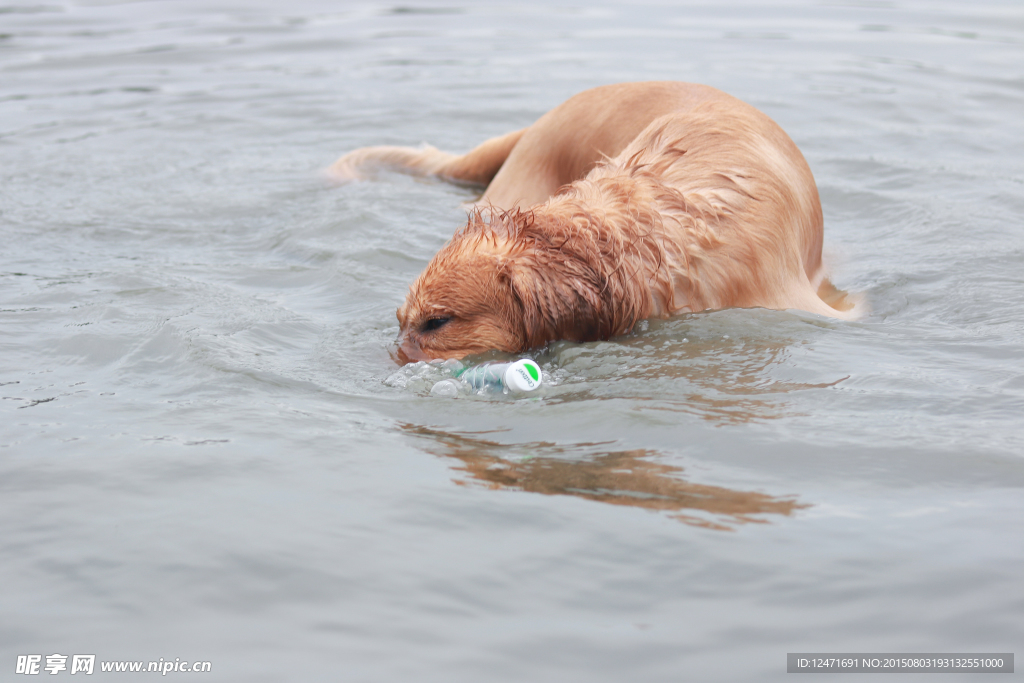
[422,316,451,332]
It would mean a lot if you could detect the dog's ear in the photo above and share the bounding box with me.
[503,253,607,349]
[499,258,546,350]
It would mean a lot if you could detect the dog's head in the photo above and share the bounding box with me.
[395,224,526,362]
[395,209,650,364]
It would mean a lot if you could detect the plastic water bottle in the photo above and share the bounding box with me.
[430,358,543,397]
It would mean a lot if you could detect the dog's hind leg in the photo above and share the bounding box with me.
[328,128,525,188]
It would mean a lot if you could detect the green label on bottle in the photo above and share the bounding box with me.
[525,362,539,382]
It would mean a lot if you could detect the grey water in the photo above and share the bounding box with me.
[2,0,1023,680]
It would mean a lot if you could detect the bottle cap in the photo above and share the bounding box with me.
[502,359,542,394]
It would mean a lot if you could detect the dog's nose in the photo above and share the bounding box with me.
[395,334,431,365]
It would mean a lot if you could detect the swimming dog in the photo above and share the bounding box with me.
[330,81,854,362]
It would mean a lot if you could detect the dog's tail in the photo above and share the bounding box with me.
[327,128,526,187]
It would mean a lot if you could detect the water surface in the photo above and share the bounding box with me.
[2,0,1023,680]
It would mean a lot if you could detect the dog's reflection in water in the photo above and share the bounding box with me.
[403,424,806,531]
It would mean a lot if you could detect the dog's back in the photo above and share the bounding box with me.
[480,82,723,207]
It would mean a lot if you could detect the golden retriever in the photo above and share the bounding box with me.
[330,81,855,362]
